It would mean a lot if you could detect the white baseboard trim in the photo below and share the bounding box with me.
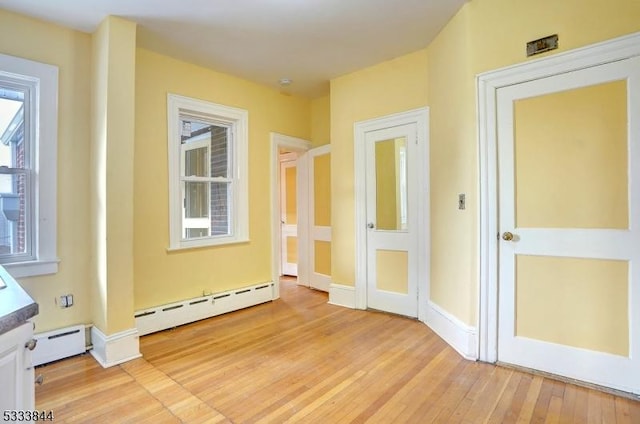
[426,301,478,360]
[328,283,356,308]
[90,326,141,368]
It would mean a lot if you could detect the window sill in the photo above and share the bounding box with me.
[2,259,60,278]
[167,237,250,252]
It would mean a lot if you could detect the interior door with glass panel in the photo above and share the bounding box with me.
[365,124,417,317]
[497,57,640,394]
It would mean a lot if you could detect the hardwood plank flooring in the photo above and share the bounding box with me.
[35,280,640,423]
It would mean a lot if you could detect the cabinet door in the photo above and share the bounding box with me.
[0,323,33,413]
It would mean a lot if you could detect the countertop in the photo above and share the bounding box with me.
[0,265,38,335]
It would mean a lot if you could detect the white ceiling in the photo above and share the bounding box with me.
[0,0,467,98]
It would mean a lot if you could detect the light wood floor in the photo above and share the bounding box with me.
[36,280,640,423]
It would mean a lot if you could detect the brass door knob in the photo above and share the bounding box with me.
[502,232,514,241]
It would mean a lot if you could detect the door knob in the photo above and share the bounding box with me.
[502,231,514,241]
[25,339,37,351]
[367,223,375,229]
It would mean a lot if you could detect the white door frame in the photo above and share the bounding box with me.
[354,108,430,322]
[477,32,640,363]
[270,133,311,298]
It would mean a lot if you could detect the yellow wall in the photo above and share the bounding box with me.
[330,0,640,327]
[134,49,311,309]
[330,49,428,287]
[429,0,640,326]
[0,10,93,333]
[4,0,640,338]
[311,95,330,147]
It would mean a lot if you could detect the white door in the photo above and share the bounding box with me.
[365,124,418,317]
[280,154,298,277]
[309,145,332,292]
[497,57,640,394]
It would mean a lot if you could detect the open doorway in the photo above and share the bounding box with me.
[270,133,311,299]
[279,151,299,278]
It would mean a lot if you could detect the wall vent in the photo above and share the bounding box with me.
[32,324,87,366]
[135,282,274,336]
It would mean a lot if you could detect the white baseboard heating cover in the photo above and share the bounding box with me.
[32,324,87,366]
[135,282,274,336]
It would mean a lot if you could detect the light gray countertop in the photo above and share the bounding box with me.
[0,265,38,335]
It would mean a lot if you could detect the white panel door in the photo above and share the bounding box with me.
[497,57,640,394]
[365,123,418,317]
[308,145,331,292]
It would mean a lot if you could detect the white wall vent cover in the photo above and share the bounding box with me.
[32,324,86,366]
[135,282,274,336]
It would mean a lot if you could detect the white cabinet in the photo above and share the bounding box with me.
[0,322,35,414]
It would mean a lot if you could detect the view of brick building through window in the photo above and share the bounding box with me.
[180,120,230,239]
[0,89,27,258]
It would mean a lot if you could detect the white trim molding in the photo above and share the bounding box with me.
[166,93,249,251]
[90,326,141,368]
[426,301,477,360]
[0,53,59,277]
[477,31,640,364]
[328,283,356,309]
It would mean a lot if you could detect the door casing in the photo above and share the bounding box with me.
[354,108,430,322]
[477,32,640,368]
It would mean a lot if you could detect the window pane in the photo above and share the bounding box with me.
[184,146,208,177]
[210,182,230,236]
[185,182,208,219]
[0,173,27,255]
[0,88,25,169]
[210,126,229,178]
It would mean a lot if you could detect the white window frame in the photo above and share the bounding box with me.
[0,53,58,278]
[167,94,249,250]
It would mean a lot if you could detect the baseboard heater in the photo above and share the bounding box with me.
[135,282,274,336]
[32,324,87,366]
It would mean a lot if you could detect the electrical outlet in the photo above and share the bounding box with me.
[58,294,74,308]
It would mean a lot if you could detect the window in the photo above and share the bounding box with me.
[0,53,58,277]
[167,94,248,250]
